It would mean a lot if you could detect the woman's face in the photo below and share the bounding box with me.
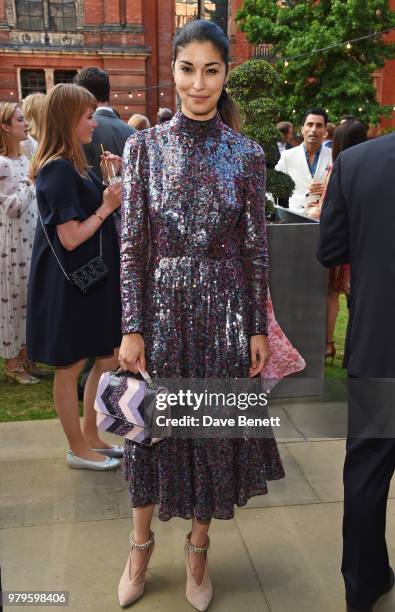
[75,106,97,144]
[173,41,227,121]
[1,107,29,145]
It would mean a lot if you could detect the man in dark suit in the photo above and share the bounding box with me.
[317,133,395,612]
[74,66,135,181]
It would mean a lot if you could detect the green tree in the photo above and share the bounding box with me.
[236,0,395,126]
[228,59,295,213]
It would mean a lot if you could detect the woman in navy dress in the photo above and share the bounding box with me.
[118,21,284,609]
[28,84,123,470]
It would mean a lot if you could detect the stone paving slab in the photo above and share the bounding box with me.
[0,517,270,612]
[286,439,395,502]
[235,502,395,612]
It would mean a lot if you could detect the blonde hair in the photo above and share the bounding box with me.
[22,93,45,141]
[0,101,20,157]
[32,83,97,178]
[128,113,150,130]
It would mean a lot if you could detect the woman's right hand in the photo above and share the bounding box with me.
[103,182,122,213]
[118,333,146,373]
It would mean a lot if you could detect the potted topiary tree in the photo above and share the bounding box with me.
[228,60,328,397]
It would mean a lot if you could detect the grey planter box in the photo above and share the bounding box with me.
[267,206,328,397]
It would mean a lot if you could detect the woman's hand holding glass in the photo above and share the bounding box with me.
[102,181,122,213]
[100,150,122,184]
[249,334,269,378]
[118,333,146,373]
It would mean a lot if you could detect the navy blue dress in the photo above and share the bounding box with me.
[27,158,122,366]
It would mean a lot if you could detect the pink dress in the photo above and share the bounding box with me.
[262,290,306,391]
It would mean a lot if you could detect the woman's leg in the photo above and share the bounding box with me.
[128,505,156,576]
[326,289,340,349]
[81,348,119,448]
[54,358,106,461]
[188,518,211,585]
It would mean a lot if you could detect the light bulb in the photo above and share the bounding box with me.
[346,42,352,50]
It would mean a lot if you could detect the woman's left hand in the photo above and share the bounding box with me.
[249,334,269,378]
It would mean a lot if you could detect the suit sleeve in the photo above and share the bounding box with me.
[317,155,350,267]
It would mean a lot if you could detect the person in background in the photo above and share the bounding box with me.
[317,124,395,612]
[74,66,134,181]
[340,114,356,124]
[128,114,151,131]
[27,84,123,470]
[275,108,332,214]
[276,121,293,155]
[289,133,303,147]
[156,107,174,124]
[323,122,336,149]
[0,102,38,384]
[21,93,45,160]
[306,120,367,364]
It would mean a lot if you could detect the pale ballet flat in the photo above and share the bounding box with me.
[66,450,120,470]
[92,444,124,458]
[185,532,213,611]
[118,530,155,607]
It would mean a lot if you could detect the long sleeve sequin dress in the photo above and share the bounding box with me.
[121,111,284,521]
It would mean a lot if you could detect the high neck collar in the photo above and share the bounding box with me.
[171,110,222,138]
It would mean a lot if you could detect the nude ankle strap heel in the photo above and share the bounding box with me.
[118,531,155,607]
[185,532,213,611]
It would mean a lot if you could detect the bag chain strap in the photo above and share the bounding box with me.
[38,212,103,283]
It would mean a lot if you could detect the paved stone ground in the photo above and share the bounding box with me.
[1,398,394,612]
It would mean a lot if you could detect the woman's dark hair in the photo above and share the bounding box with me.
[172,20,241,132]
[332,120,367,162]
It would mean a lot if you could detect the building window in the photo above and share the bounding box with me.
[16,1,77,32]
[175,1,228,34]
[16,0,44,31]
[20,69,46,98]
[54,69,77,84]
[49,0,77,32]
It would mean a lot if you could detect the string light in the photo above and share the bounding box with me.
[124,106,128,110]
[346,42,352,50]
[10,91,14,95]
[358,107,363,111]
[114,94,118,98]
[284,80,288,84]
[284,60,289,67]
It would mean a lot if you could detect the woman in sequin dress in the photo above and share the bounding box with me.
[117,21,285,610]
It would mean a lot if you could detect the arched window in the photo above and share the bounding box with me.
[16,0,77,32]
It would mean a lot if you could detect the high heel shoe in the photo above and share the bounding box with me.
[118,531,155,607]
[325,341,336,366]
[185,532,213,611]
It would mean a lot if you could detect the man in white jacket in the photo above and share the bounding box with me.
[275,108,332,214]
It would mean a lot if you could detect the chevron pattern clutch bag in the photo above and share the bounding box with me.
[94,369,170,446]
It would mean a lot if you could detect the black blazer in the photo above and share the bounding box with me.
[317,132,395,377]
[84,108,135,181]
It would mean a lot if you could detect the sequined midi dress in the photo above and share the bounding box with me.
[121,111,284,521]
